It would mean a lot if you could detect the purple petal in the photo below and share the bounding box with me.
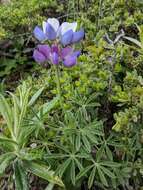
[60,30,73,46]
[51,44,59,54]
[38,45,51,59]
[46,23,57,40]
[33,26,47,42]
[50,52,59,65]
[61,47,73,59]
[72,50,81,57]
[63,55,77,67]
[33,49,46,63]
[72,29,84,43]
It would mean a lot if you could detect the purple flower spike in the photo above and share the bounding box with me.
[72,29,84,43]
[50,52,59,65]
[33,26,47,42]
[33,49,47,63]
[63,55,77,67]
[60,30,73,46]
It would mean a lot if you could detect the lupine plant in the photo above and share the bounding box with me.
[33,18,84,110]
[0,82,63,189]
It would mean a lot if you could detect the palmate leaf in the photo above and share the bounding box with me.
[0,152,15,175]
[13,160,29,190]
[23,161,64,187]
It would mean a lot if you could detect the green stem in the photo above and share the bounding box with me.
[54,64,63,110]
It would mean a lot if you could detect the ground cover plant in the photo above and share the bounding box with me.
[0,0,143,189]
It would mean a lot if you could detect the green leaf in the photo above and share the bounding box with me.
[9,92,19,135]
[28,87,44,106]
[13,160,29,190]
[76,165,93,180]
[88,167,96,189]
[100,161,121,167]
[100,166,116,178]
[0,94,13,132]
[105,146,113,161]
[75,133,81,151]
[0,152,15,174]
[33,96,59,120]
[97,166,108,187]
[86,132,98,144]
[0,135,17,145]
[45,154,67,159]
[123,36,142,48]
[39,96,59,116]
[56,158,71,178]
[24,161,64,187]
[71,160,75,185]
[82,135,91,152]
[96,146,104,161]
[74,158,83,171]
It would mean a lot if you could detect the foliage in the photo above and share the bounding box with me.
[0,82,63,189]
[0,0,143,189]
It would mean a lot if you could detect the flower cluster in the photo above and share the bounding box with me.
[33,18,84,67]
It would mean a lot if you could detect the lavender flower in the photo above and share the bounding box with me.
[33,44,59,65]
[34,18,60,41]
[33,45,81,67]
[33,45,50,63]
[59,22,84,46]
[33,18,84,46]
[61,47,81,67]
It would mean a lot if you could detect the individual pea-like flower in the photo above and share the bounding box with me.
[34,18,60,41]
[61,47,81,67]
[59,22,84,46]
[33,45,50,63]
[33,18,84,46]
